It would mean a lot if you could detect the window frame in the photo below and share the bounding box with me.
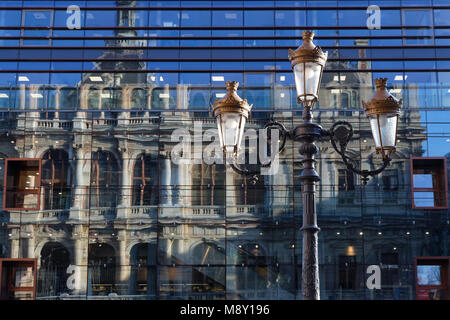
[20,9,54,47]
[410,157,448,210]
[132,154,159,207]
[41,150,71,210]
[3,158,42,211]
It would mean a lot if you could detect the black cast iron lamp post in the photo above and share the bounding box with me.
[212,30,402,300]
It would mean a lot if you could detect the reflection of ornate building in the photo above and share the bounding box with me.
[0,68,429,299]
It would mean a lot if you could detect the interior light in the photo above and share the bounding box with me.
[30,93,43,98]
[159,93,170,99]
[389,88,402,94]
[19,76,30,82]
[331,89,340,94]
[159,76,164,81]
[212,76,225,82]
[333,75,346,82]
[280,75,286,81]
[150,76,156,81]
[0,93,8,98]
[89,76,103,82]
[394,75,407,81]
[215,93,226,98]
[280,93,285,98]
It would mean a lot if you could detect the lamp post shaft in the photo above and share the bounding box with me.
[297,107,321,300]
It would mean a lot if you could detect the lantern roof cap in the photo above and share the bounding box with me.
[288,30,328,68]
[363,78,402,116]
[213,81,252,119]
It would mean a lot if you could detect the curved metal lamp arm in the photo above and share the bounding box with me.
[228,121,289,182]
[328,120,392,185]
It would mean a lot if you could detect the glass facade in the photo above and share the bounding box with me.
[0,0,449,300]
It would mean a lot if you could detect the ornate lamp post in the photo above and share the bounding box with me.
[212,31,402,300]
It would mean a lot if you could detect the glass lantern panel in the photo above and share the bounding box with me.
[293,62,322,101]
[217,113,244,154]
[369,114,398,148]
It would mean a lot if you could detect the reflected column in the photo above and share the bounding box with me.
[73,225,88,297]
[118,150,132,219]
[71,146,91,221]
[161,153,172,206]
[117,229,130,295]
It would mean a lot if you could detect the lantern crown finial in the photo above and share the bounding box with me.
[375,78,388,90]
[225,81,239,93]
[288,30,328,68]
[302,30,315,41]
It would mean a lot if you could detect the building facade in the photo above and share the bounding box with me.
[0,0,449,300]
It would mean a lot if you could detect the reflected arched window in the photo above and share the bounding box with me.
[132,154,159,206]
[192,242,225,265]
[39,242,70,297]
[234,148,266,205]
[41,149,71,210]
[90,151,119,207]
[151,88,176,110]
[131,88,146,117]
[341,92,349,109]
[101,88,114,110]
[88,243,116,296]
[191,242,226,294]
[236,243,268,294]
[235,174,265,206]
[192,163,225,206]
[189,89,209,109]
[129,243,157,296]
[101,87,120,120]
[88,88,100,110]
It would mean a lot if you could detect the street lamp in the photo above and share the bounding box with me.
[212,81,252,159]
[363,78,402,160]
[289,30,328,108]
[212,30,401,300]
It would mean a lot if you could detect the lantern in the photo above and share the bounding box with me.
[213,81,252,158]
[363,78,402,159]
[288,30,328,108]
